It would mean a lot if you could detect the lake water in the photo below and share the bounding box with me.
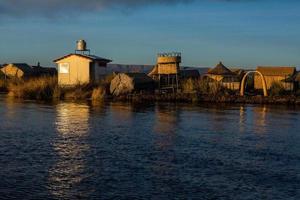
[0,95,299,199]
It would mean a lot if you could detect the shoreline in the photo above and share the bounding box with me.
[113,93,300,105]
[1,92,300,107]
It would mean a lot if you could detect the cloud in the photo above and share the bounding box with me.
[0,0,195,17]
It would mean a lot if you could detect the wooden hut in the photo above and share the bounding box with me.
[255,66,296,91]
[206,62,235,80]
[0,63,34,78]
[205,62,241,90]
[54,40,112,86]
[110,73,155,96]
[54,53,112,86]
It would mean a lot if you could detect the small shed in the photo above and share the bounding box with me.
[0,63,34,78]
[54,53,112,86]
[110,73,155,96]
[255,66,296,91]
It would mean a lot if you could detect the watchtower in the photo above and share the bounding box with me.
[156,52,181,91]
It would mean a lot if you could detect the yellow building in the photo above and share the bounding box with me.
[255,66,296,91]
[54,53,112,86]
[206,62,241,90]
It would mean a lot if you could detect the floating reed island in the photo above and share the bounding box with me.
[1,40,300,104]
[1,75,300,105]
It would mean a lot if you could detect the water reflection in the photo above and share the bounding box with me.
[253,105,267,134]
[239,106,246,133]
[109,103,134,125]
[153,105,180,150]
[154,109,177,134]
[48,103,90,199]
[2,97,21,124]
[151,105,181,197]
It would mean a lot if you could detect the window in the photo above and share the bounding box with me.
[59,63,69,74]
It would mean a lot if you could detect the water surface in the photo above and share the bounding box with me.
[0,96,299,199]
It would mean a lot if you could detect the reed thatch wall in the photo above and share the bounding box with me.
[255,67,296,91]
[110,73,155,96]
[1,63,34,78]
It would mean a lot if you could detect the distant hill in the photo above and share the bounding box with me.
[181,66,210,74]
[107,64,153,74]
[107,64,210,75]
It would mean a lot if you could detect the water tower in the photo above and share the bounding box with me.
[75,39,90,55]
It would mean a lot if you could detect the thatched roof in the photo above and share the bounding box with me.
[54,53,112,63]
[256,66,296,76]
[148,65,158,77]
[229,68,245,75]
[207,62,235,75]
[110,73,155,96]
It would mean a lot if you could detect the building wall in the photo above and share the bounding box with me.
[222,82,240,90]
[157,63,179,74]
[56,55,91,85]
[254,75,294,91]
[94,61,108,82]
[206,74,224,82]
[206,74,240,90]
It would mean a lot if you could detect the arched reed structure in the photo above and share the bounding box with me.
[240,71,268,97]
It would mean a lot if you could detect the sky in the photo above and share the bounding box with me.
[0,0,300,68]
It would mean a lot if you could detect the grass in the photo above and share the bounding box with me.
[181,78,197,93]
[269,81,286,96]
[181,78,233,96]
[3,74,298,104]
[0,79,8,92]
[8,76,59,100]
[91,87,106,101]
[6,75,114,101]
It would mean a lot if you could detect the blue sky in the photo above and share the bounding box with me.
[0,0,299,68]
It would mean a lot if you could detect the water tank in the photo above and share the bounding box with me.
[76,39,87,51]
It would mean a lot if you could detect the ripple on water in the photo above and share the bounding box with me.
[0,100,299,199]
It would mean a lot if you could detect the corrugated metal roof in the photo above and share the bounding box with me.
[54,53,112,63]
